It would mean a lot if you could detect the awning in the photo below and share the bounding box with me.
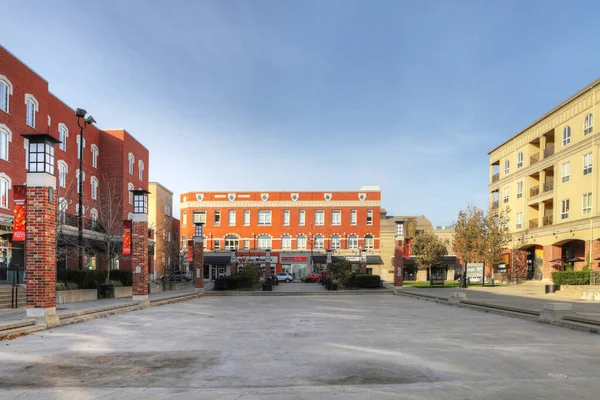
[203,255,231,265]
[366,255,383,265]
[312,255,344,264]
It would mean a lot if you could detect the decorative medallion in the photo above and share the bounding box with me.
[291,193,299,201]
[261,193,269,201]
[228,193,236,201]
[324,193,332,201]
[358,193,366,201]
[196,194,204,201]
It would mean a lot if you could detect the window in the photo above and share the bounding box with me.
[58,198,67,223]
[396,222,404,236]
[331,234,341,249]
[91,176,98,200]
[281,235,291,250]
[58,161,68,188]
[366,210,373,225]
[561,199,570,220]
[299,210,305,226]
[584,113,593,135]
[138,160,144,180]
[297,235,307,250]
[503,187,509,203]
[348,234,358,249]
[58,124,68,151]
[77,170,86,193]
[517,152,523,168]
[0,174,10,208]
[583,152,593,175]
[182,211,187,226]
[24,138,28,168]
[214,210,221,226]
[314,234,324,249]
[225,235,239,250]
[90,208,98,229]
[164,203,172,217]
[91,144,99,168]
[25,94,38,128]
[214,240,221,250]
[227,210,236,226]
[76,135,86,159]
[331,210,341,225]
[314,210,324,226]
[516,181,523,199]
[351,210,357,225]
[0,126,10,161]
[128,183,134,204]
[258,210,272,225]
[365,235,374,249]
[0,76,12,113]
[244,210,250,225]
[128,153,135,175]
[583,193,592,215]
[243,239,250,250]
[283,210,290,226]
[504,160,510,175]
[516,212,522,229]
[562,126,571,146]
[561,162,570,183]
[258,235,272,249]
[193,211,206,223]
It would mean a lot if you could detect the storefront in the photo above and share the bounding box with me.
[203,252,281,279]
[279,254,310,281]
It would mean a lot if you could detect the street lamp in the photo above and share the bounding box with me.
[75,108,95,270]
[131,189,150,215]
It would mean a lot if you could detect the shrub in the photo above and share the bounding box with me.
[56,282,79,291]
[214,277,227,290]
[330,260,354,287]
[109,270,133,286]
[355,274,381,288]
[240,262,262,284]
[108,280,123,287]
[225,273,252,289]
[552,271,590,285]
[56,269,133,289]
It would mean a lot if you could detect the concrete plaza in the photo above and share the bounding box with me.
[1,294,599,399]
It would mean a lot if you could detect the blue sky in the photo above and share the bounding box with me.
[1,0,599,226]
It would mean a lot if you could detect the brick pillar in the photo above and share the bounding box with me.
[193,237,204,291]
[542,245,562,281]
[265,261,271,280]
[394,241,404,287]
[25,178,59,327]
[132,214,149,305]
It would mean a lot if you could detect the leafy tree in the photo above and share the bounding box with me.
[481,208,511,285]
[511,249,528,283]
[241,262,262,284]
[330,260,354,287]
[452,205,485,286]
[411,232,448,280]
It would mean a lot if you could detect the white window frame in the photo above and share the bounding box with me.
[562,126,571,146]
[138,160,144,180]
[396,222,404,236]
[583,152,593,175]
[58,197,68,223]
[561,199,570,220]
[504,160,510,175]
[214,239,221,250]
[193,211,206,224]
[258,210,272,226]
[128,153,135,175]
[351,210,357,225]
[128,183,134,204]
[0,125,11,161]
[516,181,523,199]
[517,152,523,168]
[366,210,373,226]
[214,210,221,226]
[224,236,239,250]
[281,235,291,250]
[91,144,99,168]
[516,212,522,229]
[243,239,250,250]
[257,235,272,250]
[0,173,11,209]
[561,162,570,183]
[364,235,374,249]
[58,161,68,188]
[283,210,290,226]
[331,210,341,226]
[503,187,509,203]
[584,113,593,135]
[331,234,341,249]
[314,210,324,226]
[244,210,250,226]
[228,210,236,226]
[314,234,324,249]
[76,135,86,160]
[58,123,68,152]
[299,210,305,226]
[91,176,98,200]
[297,235,307,250]
[348,234,358,249]
[182,210,187,226]
[0,75,13,113]
[583,193,592,215]
[25,94,38,128]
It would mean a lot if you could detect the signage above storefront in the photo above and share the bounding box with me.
[237,256,278,264]
[282,256,307,262]
[345,256,360,262]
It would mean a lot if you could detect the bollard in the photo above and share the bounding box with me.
[539,303,573,323]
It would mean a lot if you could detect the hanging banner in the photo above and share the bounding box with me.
[12,185,26,242]
[404,238,411,259]
[187,239,194,263]
[122,220,132,255]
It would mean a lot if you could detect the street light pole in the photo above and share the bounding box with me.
[75,108,95,270]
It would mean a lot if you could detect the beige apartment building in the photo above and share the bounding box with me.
[488,78,600,281]
[148,182,179,280]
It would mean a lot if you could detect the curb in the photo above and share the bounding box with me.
[206,290,394,296]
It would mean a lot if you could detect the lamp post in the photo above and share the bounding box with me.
[75,108,95,270]
[230,248,237,274]
[193,222,205,290]
[360,248,367,274]
[309,233,314,271]
[326,248,332,278]
[265,248,271,280]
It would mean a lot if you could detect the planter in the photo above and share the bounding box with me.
[164,281,193,291]
[262,283,273,291]
[545,284,560,294]
[56,289,97,304]
[113,286,133,298]
[149,282,163,294]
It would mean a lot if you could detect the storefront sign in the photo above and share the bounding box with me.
[467,263,484,280]
[497,264,508,272]
[12,185,26,242]
[237,256,278,264]
[345,256,360,262]
[187,240,194,263]
[281,256,307,262]
[122,220,132,255]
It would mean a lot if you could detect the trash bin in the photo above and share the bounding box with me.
[545,284,559,294]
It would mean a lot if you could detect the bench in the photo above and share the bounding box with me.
[430,279,445,287]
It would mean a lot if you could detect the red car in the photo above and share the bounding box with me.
[303,272,325,283]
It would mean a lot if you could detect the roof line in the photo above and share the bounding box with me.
[0,44,48,83]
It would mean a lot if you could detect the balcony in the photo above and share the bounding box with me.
[530,185,540,197]
[544,144,554,158]
[491,201,499,210]
[543,181,554,192]
[530,152,540,165]
[492,173,500,183]
[543,215,553,226]
[529,219,539,229]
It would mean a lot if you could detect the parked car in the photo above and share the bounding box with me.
[275,272,294,283]
[161,271,192,282]
[259,274,279,283]
[302,271,325,283]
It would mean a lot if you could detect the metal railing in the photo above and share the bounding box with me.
[529,219,539,229]
[530,152,540,165]
[530,185,540,197]
[543,215,553,226]
[544,144,554,158]
[492,173,500,183]
[543,181,554,192]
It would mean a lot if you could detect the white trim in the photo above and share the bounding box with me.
[0,124,12,161]
[128,153,135,175]
[0,75,13,113]
[58,160,68,188]
[58,123,69,151]
[24,94,39,128]
[91,144,99,168]
[90,176,99,200]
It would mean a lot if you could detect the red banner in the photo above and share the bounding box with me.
[404,238,411,259]
[187,239,194,263]
[12,185,26,242]
[122,220,132,255]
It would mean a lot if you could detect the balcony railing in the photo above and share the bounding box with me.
[60,213,106,233]
[543,215,553,226]
[530,185,540,197]
[544,144,554,158]
[530,152,540,165]
[492,173,500,183]
[491,201,499,210]
[543,181,554,192]
[529,219,539,229]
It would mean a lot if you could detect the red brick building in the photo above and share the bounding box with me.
[0,45,149,275]
[179,187,382,279]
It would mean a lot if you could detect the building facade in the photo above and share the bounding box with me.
[0,45,149,275]
[148,182,179,280]
[488,78,600,280]
[179,187,382,279]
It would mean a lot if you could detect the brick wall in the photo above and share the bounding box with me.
[132,219,149,296]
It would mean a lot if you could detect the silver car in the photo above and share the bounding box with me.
[276,272,294,283]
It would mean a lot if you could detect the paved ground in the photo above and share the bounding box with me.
[1,294,599,399]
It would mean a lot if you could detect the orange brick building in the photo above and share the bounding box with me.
[179,187,382,279]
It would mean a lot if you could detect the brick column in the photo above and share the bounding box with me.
[193,237,204,291]
[584,239,600,270]
[25,179,59,327]
[542,244,562,281]
[132,214,149,305]
[394,241,404,287]
[230,261,237,275]
[265,261,271,280]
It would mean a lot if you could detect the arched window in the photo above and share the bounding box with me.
[348,234,358,249]
[91,144,99,168]
[257,235,272,249]
[0,173,11,209]
[0,75,13,113]
[517,152,523,168]
[296,234,307,250]
[504,160,510,175]
[584,113,593,135]
[90,208,99,230]
[128,183,134,204]
[138,160,144,180]
[281,234,291,250]
[225,235,239,250]
[91,176,99,200]
[24,94,38,128]
[128,153,135,175]
[0,124,11,161]
[364,234,374,249]
[331,234,341,249]
[562,126,571,146]
[76,135,86,159]
[58,161,68,188]
[58,123,68,151]
[314,234,324,249]
[75,204,86,215]
[58,197,68,224]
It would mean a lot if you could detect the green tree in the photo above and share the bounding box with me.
[481,208,511,285]
[241,262,262,285]
[411,232,448,281]
[330,260,354,287]
[452,205,486,286]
